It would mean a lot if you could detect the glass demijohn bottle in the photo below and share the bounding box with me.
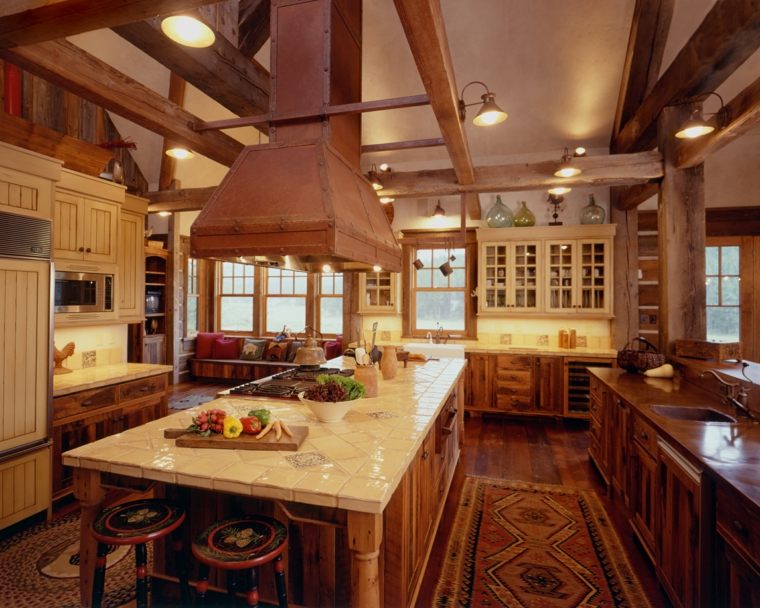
[580,194,606,224]
[513,201,536,227]
[485,195,513,227]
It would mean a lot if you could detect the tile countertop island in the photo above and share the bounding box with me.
[64,356,466,607]
[53,363,173,396]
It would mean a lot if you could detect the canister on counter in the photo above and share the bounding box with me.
[569,329,577,349]
[559,329,569,348]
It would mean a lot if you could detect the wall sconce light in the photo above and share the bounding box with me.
[379,196,395,204]
[161,15,216,48]
[674,92,730,139]
[372,265,382,272]
[367,164,384,191]
[413,258,425,270]
[432,200,446,217]
[548,186,571,196]
[165,147,194,159]
[458,81,508,126]
[554,147,582,178]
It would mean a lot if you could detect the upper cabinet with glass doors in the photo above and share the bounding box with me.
[358,271,400,313]
[477,225,615,317]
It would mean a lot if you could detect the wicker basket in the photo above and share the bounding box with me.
[617,337,666,373]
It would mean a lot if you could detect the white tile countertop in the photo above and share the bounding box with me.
[63,356,466,514]
[53,363,174,397]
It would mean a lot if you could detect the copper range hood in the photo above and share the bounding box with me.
[190,0,401,273]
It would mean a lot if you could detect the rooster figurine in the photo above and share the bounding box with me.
[54,342,76,375]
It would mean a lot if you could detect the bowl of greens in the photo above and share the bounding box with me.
[298,374,366,422]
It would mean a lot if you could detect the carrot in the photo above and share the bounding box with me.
[280,421,293,437]
[256,421,274,439]
[274,420,282,441]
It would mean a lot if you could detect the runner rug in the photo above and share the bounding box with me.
[0,513,138,608]
[433,477,651,608]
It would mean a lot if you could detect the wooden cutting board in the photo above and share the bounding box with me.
[163,426,308,451]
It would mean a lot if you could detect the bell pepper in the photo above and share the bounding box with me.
[247,408,271,426]
[240,416,262,435]
[222,415,243,439]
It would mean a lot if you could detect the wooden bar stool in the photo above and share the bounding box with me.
[90,498,189,608]
[192,515,288,607]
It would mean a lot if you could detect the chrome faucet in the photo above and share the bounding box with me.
[433,323,449,344]
[700,369,752,418]
[426,331,433,344]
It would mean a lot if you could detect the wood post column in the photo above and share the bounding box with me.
[656,104,706,355]
[347,511,383,608]
[73,468,105,607]
[610,187,640,349]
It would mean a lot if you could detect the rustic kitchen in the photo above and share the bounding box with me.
[1,1,759,607]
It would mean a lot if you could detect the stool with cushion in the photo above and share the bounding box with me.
[89,498,188,608]
[192,515,288,607]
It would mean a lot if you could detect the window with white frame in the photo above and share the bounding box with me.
[265,268,307,333]
[318,272,343,335]
[706,244,740,342]
[218,261,255,332]
[186,257,199,337]
[413,247,466,331]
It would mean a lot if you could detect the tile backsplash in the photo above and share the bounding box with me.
[54,325,127,369]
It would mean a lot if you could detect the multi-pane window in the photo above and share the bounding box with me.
[186,258,199,337]
[319,273,343,335]
[413,247,466,331]
[219,262,255,332]
[265,268,307,333]
[706,245,740,342]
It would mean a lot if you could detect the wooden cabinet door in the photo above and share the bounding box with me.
[53,191,85,259]
[465,352,493,410]
[82,198,118,263]
[657,442,704,608]
[608,395,630,505]
[629,438,657,561]
[534,356,562,414]
[117,209,145,321]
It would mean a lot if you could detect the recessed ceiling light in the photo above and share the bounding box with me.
[158,211,172,217]
[161,15,215,48]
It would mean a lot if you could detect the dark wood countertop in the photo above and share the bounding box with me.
[589,367,760,510]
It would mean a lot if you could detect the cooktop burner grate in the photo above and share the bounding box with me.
[228,367,354,399]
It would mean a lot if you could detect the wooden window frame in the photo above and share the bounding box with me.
[216,261,257,335]
[400,228,478,340]
[261,267,309,335]
[316,272,344,337]
[180,236,207,338]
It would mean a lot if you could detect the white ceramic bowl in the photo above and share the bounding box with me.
[298,392,357,422]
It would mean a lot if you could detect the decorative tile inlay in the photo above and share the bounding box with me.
[367,411,395,419]
[537,334,549,346]
[82,350,96,368]
[500,333,512,345]
[576,335,588,347]
[285,451,331,469]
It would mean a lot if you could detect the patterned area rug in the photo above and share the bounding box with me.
[0,513,140,608]
[433,477,651,608]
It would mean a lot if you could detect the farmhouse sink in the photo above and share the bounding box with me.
[403,342,466,359]
[650,404,737,423]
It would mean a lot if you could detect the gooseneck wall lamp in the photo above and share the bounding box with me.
[458,81,508,126]
[674,92,730,139]
[554,147,583,178]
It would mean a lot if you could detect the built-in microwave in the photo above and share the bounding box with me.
[54,270,114,314]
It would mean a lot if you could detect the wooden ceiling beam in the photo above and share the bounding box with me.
[611,0,674,142]
[615,181,660,210]
[675,75,760,168]
[612,0,760,153]
[383,151,663,198]
[393,0,480,219]
[0,109,112,175]
[238,0,270,59]
[0,39,243,166]
[112,15,270,121]
[0,0,220,48]
[146,186,216,212]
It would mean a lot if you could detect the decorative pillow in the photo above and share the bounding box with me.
[264,342,287,361]
[323,335,344,359]
[240,338,267,361]
[195,332,223,359]
[211,337,240,359]
[286,340,303,362]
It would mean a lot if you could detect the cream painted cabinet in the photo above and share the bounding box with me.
[358,271,400,313]
[0,141,61,221]
[479,241,540,312]
[544,237,611,314]
[117,195,147,322]
[53,169,124,264]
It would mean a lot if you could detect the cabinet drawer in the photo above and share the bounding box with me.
[717,486,760,567]
[496,354,533,370]
[54,385,117,420]
[496,394,532,410]
[589,395,603,422]
[632,414,657,457]
[119,374,167,402]
[495,369,532,386]
[495,383,532,398]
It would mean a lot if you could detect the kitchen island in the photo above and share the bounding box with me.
[64,356,465,607]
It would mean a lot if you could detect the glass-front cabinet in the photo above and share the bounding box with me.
[477,225,614,317]
[358,271,400,313]
[480,242,540,312]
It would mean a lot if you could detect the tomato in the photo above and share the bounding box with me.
[240,416,262,435]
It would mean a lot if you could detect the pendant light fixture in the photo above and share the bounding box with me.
[161,15,216,48]
[674,92,729,139]
[432,200,446,217]
[548,186,571,196]
[165,147,194,159]
[554,147,582,178]
[458,81,507,126]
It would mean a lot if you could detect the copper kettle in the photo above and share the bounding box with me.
[293,329,326,367]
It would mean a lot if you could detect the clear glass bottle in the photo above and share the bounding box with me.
[580,194,606,224]
[513,201,536,227]
[485,195,513,227]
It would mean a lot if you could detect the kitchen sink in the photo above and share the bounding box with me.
[650,404,737,423]
[403,342,466,359]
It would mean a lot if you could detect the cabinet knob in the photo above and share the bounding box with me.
[422,450,430,460]
[78,246,84,252]
[639,431,648,441]
[732,519,749,537]
[85,247,92,253]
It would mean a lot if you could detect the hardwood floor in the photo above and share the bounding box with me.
[166,382,669,607]
[415,413,670,607]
